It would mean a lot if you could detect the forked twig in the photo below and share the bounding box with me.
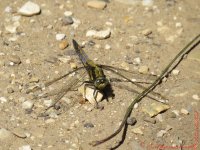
[90,34,200,146]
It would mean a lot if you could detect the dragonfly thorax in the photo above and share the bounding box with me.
[94,77,109,90]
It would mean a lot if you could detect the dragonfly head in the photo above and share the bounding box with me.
[94,77,109,90]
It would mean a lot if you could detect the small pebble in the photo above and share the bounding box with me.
[62,16,74,25]
[134,103,139,109]
[0,97,7,103]
[78,84,103,105]
[105,44,111,50]
[71,18,81,29]
[115,0,140,5]
[175,22,182,28]
[49,112,58,119]
[120,62,129,70]
[134,57,141,64]
[64,11,73,16]
[18,145,32,150]
[132,127,143,135]
[172,69,180,75]
[181,108,189,115]
[84,123,94,128]
[62,97,72,104]
[172,110,179,116]
[127,117,137,125]
[18,1,41,16]
[157,130,166,137]
[105,21,112,26]
[169,112,177,118]
[12,128,27,138]
[139,65,149,74]
[45,118,55,124]
[29,76,39,83]
[5,25,18,34]
[86,28,111,40]
[143,117,156,124]
[43,99,53,107]
[59,40,69,50]
[47,25,53,29]
[70,62,77,69]
[87,1,107,9]
[56,34,66,41]
[142,0,154,6]
[157,125,172,137]
[9,36,19,42]
[141,29,152,36]
[22,100,34,110]
[58,56,71,63]
[9,55,21,65]
[192,94,200,101]
[4,6,12,13]
[155,114,163,122]
[7,87,14,93]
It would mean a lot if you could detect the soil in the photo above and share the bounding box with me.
[0,0,200,150]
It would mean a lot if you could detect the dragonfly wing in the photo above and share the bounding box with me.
[45,66,85,87]
[102,65,166,100]
[72,39,90,67]
[43,70,88,112]
[102,65,157,83]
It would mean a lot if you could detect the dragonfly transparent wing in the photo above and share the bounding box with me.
[101,65,166,101]
[43,70,88,112]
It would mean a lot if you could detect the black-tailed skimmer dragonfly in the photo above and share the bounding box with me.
[29,39,166,113]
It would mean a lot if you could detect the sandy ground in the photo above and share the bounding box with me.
[0,0,200,150]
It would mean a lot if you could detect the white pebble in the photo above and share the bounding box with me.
[64,11,73,16]
[71,18,81,29]
[43,99,53,107]
[0,97,7,103]
[142,0,154,6]
[56,33,66,41]
[134,57,141,64]
[4,6,12,13]
[5,25,18,34]
[18,1,41,16]
[22,100,34,110]
[181,108,189,115]
[155,114,163,122]
[175,22,182,28]
[157,130,167,137]
[87,1,107,9]
[86,28,111,40]
[139,65,149,74]
[45,118,55,124]
[172,110,179,116]
[134,103,139,109]
[172,69,180,75]
[105,44,111,50]
[18,145,32,150]
[105,21,113,26]
[132,127,143,135]
[8,36,18,42]
[192,94,200,101]
[78,84,103,105]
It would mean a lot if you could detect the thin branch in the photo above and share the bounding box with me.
[90,34,200,146]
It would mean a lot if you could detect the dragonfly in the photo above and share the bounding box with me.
[30,39,166,114]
